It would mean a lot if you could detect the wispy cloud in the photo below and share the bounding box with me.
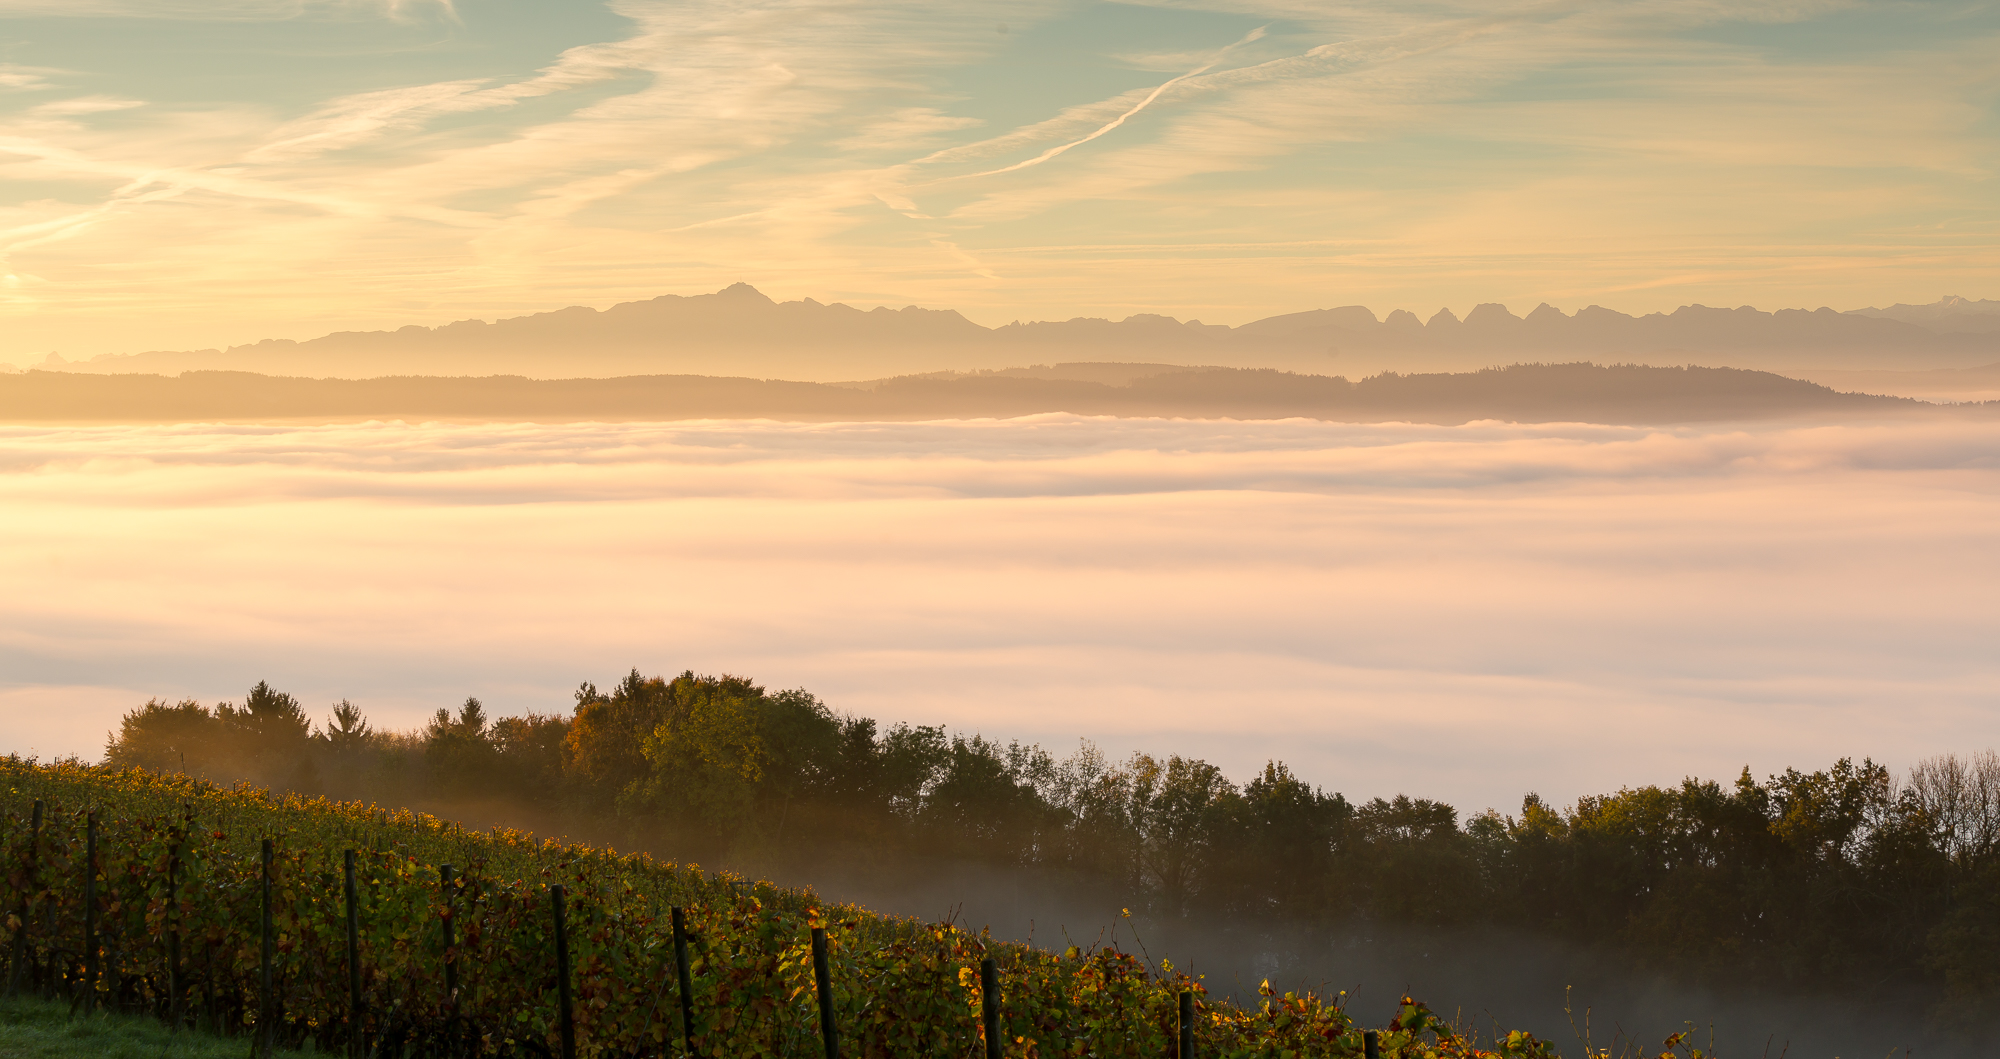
[245,81,489,163]
[0,0,455,19]
[928,25,1270,183]
[0,66,61,91]
[834,108,985,156]
[26,96,145,117]
[0,0,1994,356]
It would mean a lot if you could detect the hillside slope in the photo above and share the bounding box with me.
[0,362,1935,426]
[0,759,1551,1058]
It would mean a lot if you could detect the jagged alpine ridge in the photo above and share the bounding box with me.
[22,286,2000,382]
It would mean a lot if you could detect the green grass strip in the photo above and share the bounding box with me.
[0,995,246,1059]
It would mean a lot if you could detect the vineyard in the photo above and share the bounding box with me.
[0,759,1692,1058]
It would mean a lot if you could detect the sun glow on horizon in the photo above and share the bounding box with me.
[0,0,1995,359]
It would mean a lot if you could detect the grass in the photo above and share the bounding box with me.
[0,994,247,1059]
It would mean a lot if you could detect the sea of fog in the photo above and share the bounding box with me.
[1,413,1997,815]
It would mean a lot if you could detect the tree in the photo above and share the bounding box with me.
[875,722,950,821]
[214,681,315,788]
[103,699,218,775]
[1907,751,2000,865]
[917,735,1052,862]
[425,697,498,800]
[491,712,571,792]
[744,689,843,845]
[563,672,670,806]
[1129,754,1234,917]
[323,699,373,752]
[1208,762,1348,918]
[307,699,381,796]
[1352,794,1475,924]
[218,680,311,745]
[618,671,804,854]
[1050,742,1140,888]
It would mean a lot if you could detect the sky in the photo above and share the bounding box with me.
[4,415,1997,815]
[1,0,1997,361]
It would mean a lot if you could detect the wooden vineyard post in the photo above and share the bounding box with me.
[1365,1029,1379,1059]
[1179,990,1194,1058]
[439,865,458,1002]
[671,906,695,1057]
[166,833,182,1029]
[5,799,40,997]
[259,838,275,1059]
[980,957,1001,1059]
[811,926,839,1059]
[344,849,361,1059]
[83,811,97,1014]
[551,885,576,1059]
[201,936,215,1034]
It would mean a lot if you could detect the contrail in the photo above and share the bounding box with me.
[956,25,1268,181]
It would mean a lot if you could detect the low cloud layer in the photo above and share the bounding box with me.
[4,414,1996,814]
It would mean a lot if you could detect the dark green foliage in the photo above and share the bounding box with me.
[103,684,315,791]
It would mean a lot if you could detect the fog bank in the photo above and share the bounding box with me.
[3,414,1997,815]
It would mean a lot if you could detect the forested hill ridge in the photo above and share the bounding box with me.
[19,284,2000,380]
[0,361,1950,426]
[101,672,2000,1047]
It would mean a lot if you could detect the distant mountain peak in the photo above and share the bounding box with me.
[1846,294,2000,335]
[1931,295,2000,310]
[716,282,773,302]
[1463,303,1521,327]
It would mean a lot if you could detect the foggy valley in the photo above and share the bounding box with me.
[5,0,1999,1055]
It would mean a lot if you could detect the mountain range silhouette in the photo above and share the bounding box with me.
[23,285,2000,382]
[4,363,1979,427]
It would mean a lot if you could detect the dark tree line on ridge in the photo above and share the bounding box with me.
[102,670,2000,1030]
[0,363,1943,427]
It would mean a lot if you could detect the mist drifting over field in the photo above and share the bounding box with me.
[5,413,1996,817]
